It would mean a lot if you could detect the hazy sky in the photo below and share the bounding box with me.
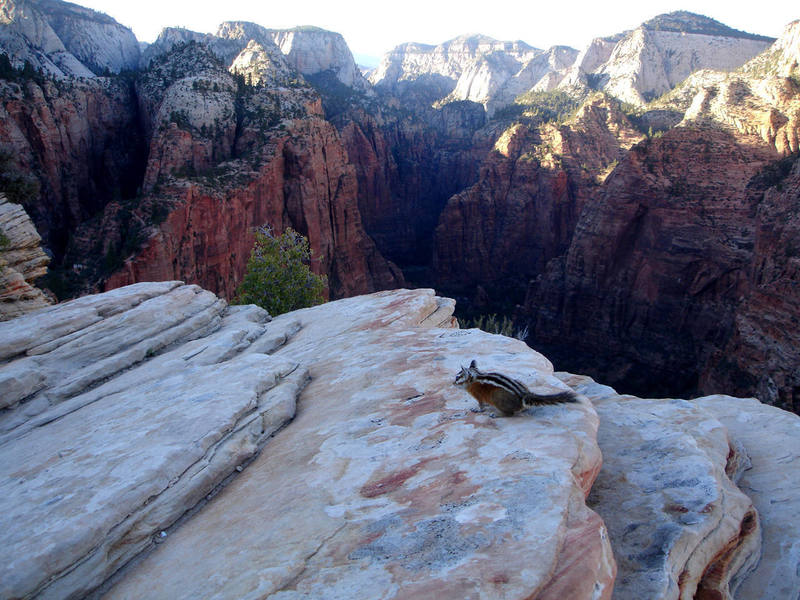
[78,0,798,66]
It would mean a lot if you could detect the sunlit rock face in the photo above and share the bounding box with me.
[369,34,578,114]
[0,0,139,77]
[562,11,773,106]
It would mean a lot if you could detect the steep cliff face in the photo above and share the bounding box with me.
[654,20,800,155]
[433,95,644,306]
[270,26,371,92]
[0,0,139,77]
[370,34,578,115]
[105,115,403,299]
[0,75,146,259]
[369,13,770,115]
[522,127,796,406]
[584,14,773,105]
[700,156,800,412]
[333,101,488,270]
[92,35,401,299]
[370,34,538,93]
[0,7,402,300]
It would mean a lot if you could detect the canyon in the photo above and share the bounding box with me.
[0,0,799,412]
[2,3,800,598]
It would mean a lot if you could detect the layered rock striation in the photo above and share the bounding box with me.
[0,0,139,77]
[0,193,52,319]
[0,282,308,598]
[1,284,614,599]
[523,126,800,410]
[561,373,800,600]
[2,283,799,598]
[571,12,773,106]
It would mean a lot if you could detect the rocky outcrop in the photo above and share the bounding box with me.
[655,20,800,155]
[695,395,800,598]
[565,12,773,106]
[560,373,800,600]
[0,281,307,599]
[4,283,800,599]
[522,126,800,409]
[270,26,371,91]
[0,194,52,319]
[1,284,615,599]
[0,0,139,77]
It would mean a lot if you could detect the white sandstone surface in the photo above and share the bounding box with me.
[104,288,613,599]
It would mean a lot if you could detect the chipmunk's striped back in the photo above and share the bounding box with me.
[454,360,576,416]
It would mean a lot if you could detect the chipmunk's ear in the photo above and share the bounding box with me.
[469,360,477,369]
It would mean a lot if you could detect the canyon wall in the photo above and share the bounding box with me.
[2,2,799,408]
[522,129,799,411]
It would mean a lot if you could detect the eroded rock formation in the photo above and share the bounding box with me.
[0,283,612,599]
[433,94,644,304]
[0,0,140,77]
[562,372,800,600]
[522,127,800,407]
[1,283,798,598]
[0,194,52,319]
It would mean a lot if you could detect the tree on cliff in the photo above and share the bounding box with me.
[234,225,327,316]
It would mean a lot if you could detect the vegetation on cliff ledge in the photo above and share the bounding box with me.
[234,225,327,316]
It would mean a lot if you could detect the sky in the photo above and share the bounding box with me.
[78,0,798,67]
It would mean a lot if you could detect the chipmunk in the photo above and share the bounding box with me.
[453,360,577,416]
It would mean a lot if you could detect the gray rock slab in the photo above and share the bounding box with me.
[696,395,800,599]
[0,283,307,599]
[105,289,613,600]
[576,384,760,600]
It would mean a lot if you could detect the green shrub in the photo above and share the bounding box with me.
[0,229,9,250]
[234,225,327,316]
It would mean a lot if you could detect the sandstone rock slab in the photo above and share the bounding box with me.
[0,282,307,599]
[696,395,800,599]
[559,374,761,600]
[105,289,613,600]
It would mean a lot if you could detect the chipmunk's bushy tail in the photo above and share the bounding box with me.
[522,390,578,406]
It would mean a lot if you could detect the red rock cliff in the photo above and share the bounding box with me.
[432,95,643,304]
[105,115,403,300]
[523,126,800,410]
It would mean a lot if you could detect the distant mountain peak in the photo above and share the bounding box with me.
[642,11,775,42]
